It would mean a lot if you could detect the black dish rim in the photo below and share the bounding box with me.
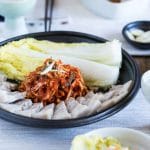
[122,20,150,49]
[0,31,140,128]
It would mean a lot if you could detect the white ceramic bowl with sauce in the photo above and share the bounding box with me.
[81,0,150,19]
[141,70,150,103]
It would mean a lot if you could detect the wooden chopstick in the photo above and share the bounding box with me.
[48,0,54,31]
[44,0,49,32]
[44,0,54,32]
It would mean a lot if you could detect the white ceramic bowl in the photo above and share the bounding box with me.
[71,127,150,150]
[0,0,36,38]
[0,0,36,18]
[81,0,150,19]
[141,70,150,103]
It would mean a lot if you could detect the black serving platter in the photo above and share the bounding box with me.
[0,31,140,128]
[122,21,150,49]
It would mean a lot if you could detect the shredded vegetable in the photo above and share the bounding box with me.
[19,58,88,105]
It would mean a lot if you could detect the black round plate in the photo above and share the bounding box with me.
[122,21,150,49]
[0,31,140,128]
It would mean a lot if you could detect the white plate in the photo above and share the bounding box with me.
[71,127,150,150]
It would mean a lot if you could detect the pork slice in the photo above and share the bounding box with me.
[85,91,95,99]
[97,91,128,113]
[76,96,87,105]
[78,93,103,104]
[77,96,101,115]
[86,99,101,115]
[112,81,132,98]
[16,99,33,110]
[0,103,22,113]
[97,81,132,112]
[85,90,114,103]
[65,97,79,112]
[96,92,105,101]
[122,80,133,92]
[97,100,115,112]
[99,91,115,102]
[32,103,55,119]
[70,103,89,119]
[65,98,89,118]
[111,84,123,91]
[52,101,71,120]
[0,90,25,103]
[15,103,43,117]
[111,80,132,93]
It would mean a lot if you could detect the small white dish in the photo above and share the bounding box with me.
[71,127,150,150]
[141,70,150,103]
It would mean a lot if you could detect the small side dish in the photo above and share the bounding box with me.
[126,29,150,43]
[0,38,132,120]
[71,134,129,150]
[122,21,150,49]
[71,127,150,150]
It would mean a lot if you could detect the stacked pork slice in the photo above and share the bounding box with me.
[0,73,132,120]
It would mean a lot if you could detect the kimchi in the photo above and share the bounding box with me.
[19,58,88,105]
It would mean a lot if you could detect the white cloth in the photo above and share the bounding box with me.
[0,89,149,150]
[52,0,150,56]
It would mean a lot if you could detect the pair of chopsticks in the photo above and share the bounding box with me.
[44,0,54,32]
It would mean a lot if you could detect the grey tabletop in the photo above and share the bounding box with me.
[0,89,149,150]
